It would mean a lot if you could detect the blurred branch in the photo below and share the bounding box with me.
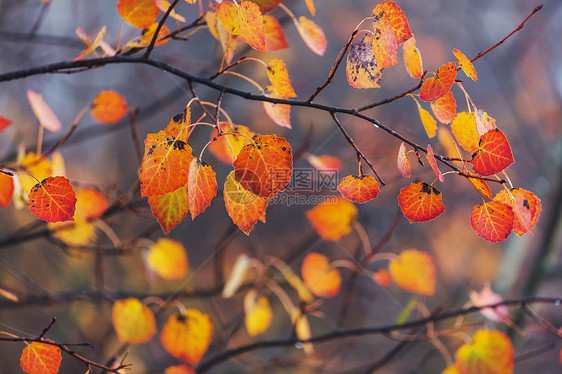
[195,297,560,373]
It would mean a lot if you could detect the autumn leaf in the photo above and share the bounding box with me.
[20,342,61,374]
[208,123,254,164]
[346,33,382,89]
[373,269,391,287]
[427,145,444,182]
[140,127,193,197]
[187,159,217,220]
[474,110,497,137]
[246,0,283,13]
[263,85,291,128]
[454,330,514,374]
[267,58,297,98]
[372,1,412,46]
[166,106,191,143]
[413,98,437,138]
[29,176,76,223]
[304,0,316,15]
[126,23,171,48]
[337,175,380,203]
[164,365,196,374]
[147,238,188,279]
[470,200,514,242]
[296,16,327,56]
[90,90,129,124]
[372,21,398,68]
[237,1,266,51]
[398,182,445,223]
[437,127,459,160]
[0,115,11,132]
[389,249,436,295]
[306,196,358,241]
[301,252,341,298]
[19,152,53,195]
[155,0,185,23]
[306,154,342,171]
[112,298,157,344]
[73,26,107,62]
[464,174,492,200]
[430,91,456,124]
[117,0,160,29]
[217,1,241,35]
[494,188,541,236]
[49,218,96,247]
[0,172,14,207]
[263,15,288,51]
[451,111,479,152]
[453,49,478,81]
[148,184,189,234]
[469,283,508,322]
[419,62,457,102]
[75,187,109,219]
[27,90,62,132]
[403,37,423,79]
[222,254,252,298]
[224,171,268,235]
[397,142,411,178]
[471,129,514,176]
[160,309,213,365]
[233,134,292,198]
[244,290,273,336]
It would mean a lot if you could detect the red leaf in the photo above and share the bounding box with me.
[233,134,292,198]
[28,176,76,223]
[0,115,12,132]
[188,159,217,219]
[263,15,288,51]
[337,175,380,203]
[471,129,514,176]
[20,342,62,374]
[427,144,444,182]
[0,172,14,207]
[398,182,445,223]
[494,188,541,236]
[397,142,411,178]
[419,62,457,102]
[470,201,514,242]
[372,1,412,45]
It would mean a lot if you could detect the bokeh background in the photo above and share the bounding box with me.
[0,0,561,372]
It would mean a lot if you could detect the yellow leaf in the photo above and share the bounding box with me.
[147,238,188,279]
[389,249,436,295]
[222,254,252,298]
[112,298,157,344]
[454,330,514,374]
[244,290,273,336]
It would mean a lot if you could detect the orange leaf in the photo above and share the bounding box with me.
[246,0,283,13]
[233,134,292,198]
[397,142,411,178]
[147,238,188,279]
[372,1,412,45]
[140,128,193,197]
[155,0,186,23]
[470,200,514,242]
[454,330,514,374]
[264,86,291,129]
[166,106,191,143]
[208,123,255,163]
[188,159,217,219]
[419,62,457,102]
[471,129,514,176]
[73,26,107,62]
[301,252,341,298]
[306,154,342,171]
[126,23,171,48]
[430,91,456,124]
[453,49,478,81]
[398,182,444,223]
[20,342,61,374]
[224,171,268,234]
[403,37,423,79]
[117,0,160,29]
[0,115,11,132]
[90,90,129,124]
[29,176,76,223]
[389,249,436,295]
[373,269,391,287]
[75,187,108,219]
[464,174,492,200]
[217,1,241,35]
[494,188,541,236]
[337,175,380,203]
[0,173,14,207]
[148,184,189,234]
[244,290,273,336]
[237,1,266,51]
[160,309,213,365]
[164,365,196,374]
[414,98,437,138]
[267,58,296,98]
[112,298,157,344]
[304,0,316,15]
[27,90,62,132]
[263,15,288,51]
[306,196,358,241]
[372,21,398,68]
[346,34,382,89]
[296,16,327,56]
[451,111,479,152]
[427,144,444,182]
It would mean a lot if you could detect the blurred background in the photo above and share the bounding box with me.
[0,0,561,372]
